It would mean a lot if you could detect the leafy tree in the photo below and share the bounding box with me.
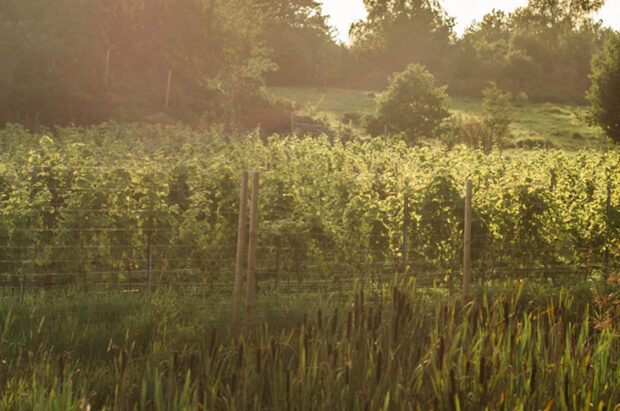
[347,0,454,87]
[260,0,342,86]
[587,33,620,143]
[443,10,511,95]
[102,0,276,115]
[445,0,609,102]
[0,0,278,126]
[366,64,450,142]
[481,82,514,139]
[0,0,110,125]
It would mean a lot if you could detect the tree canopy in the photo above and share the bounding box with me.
[260,0,342,85]
[0,0,616,127]
[347,0,454,87]
[587,33,620,143]
[0,0,339,126]
[446,0,610,102]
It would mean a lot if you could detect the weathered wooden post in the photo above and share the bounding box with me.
[232,171,249,331]
[105,48,111,84]
[291,112,295,135]
[402,179,409,273]
[463,180,472,302]
[275,182,283,289]
[164,69,173,111]
[245,172,259,333]
[147,242,153,294]
[606,179,612,278]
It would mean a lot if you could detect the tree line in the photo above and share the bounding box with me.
[0,0,616,126]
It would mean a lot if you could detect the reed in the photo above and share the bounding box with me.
[0,280,618,409]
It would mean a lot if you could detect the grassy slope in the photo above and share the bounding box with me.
[268,86,607,150]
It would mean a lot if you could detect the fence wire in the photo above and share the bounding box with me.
[1,169,617,298]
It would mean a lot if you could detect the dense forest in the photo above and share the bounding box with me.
[0,0,616,126]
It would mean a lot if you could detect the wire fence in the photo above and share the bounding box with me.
[0,168,617,299]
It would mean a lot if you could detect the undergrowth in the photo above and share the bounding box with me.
[0,279,618,409]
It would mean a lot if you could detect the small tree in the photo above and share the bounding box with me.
[481,82,513,139]
[366,64,450,143]
[587,33,620,143]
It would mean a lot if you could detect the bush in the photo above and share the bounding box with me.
[515,137,558,149]
[365,64,450,143]
[441,114,500,152]
[514,91,529,106]
[482,82,514,139]
[587,33,620,143]
[342,112,362,125]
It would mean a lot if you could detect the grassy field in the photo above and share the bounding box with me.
[268,86,607,150]
[1,280,618,409]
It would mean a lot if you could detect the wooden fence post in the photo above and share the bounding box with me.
[402,195,409,273]
[245,172,259,333]
[275,182,282,289]
[147,242,153,294]
[22,270,27,300]
[291,112,295,135]
[164,69,172,111]
[463,180,472,302]
[22,245,31,301]
[105,48,111,84]
[606,179,612,278]
[233,171,249,331]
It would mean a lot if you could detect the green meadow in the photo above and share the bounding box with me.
[268,86,608,150]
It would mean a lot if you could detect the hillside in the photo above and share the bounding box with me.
[269,86,609,150]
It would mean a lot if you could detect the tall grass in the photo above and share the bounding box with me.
[0,281,618,409]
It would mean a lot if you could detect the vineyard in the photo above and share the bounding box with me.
[1,123,619,409]
[0,123,618,294]
[3,0,620,406]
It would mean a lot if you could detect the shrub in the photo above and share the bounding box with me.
[515,137,558,149]
[514,91,529,106]
[482,82,514,139]
[365,64,451,143]
[441,114,500,152]
[342,112,362,125]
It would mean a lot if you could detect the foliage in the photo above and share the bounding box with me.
[515,91,529,106]
[0,123,618,290]
[515,137,559,149]
[0,0,614,125]
[0,283,618,408]
[0,0,110,125]
[365,64,451,142]
[587,33,620,143]
[261,0,343,86]
[0,0,341,127]
[481,82,514,139]
[441,114,497,152]
[346,0,454,87]
[443,0,609,103]
[269,87,609,150]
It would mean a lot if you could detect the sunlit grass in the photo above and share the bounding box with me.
[0,280,618,409]
[452,96,606,150]
[268,86,608,150]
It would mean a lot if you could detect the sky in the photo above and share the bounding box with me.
[320,0,620,43]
